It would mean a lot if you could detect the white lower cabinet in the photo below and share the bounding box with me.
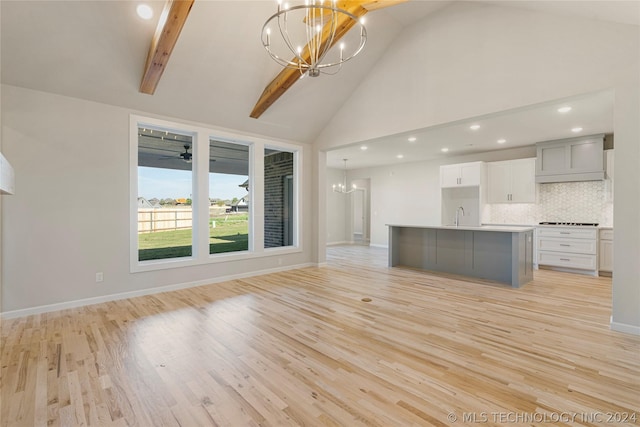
[538,238,597,255]
[538,251,598,271]
[599,228,613,274]
[537,226,597,273]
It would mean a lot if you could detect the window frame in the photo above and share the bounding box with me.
[206,135,253,257]
[130,115,302,273]
[263,145,301,251]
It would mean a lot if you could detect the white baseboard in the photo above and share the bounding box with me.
[610,318,640,336]
[1,262,316,320]
[537,265,598,277]
[326,241,351,246]
[369,243,388,249]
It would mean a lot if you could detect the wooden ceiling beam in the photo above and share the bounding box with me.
[140,0,194,95]
[360,0,408,12]
[250,0,407,119]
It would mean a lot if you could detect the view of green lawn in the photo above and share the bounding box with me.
[138,213,249,261]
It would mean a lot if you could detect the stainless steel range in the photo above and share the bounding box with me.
[539,222,598,226]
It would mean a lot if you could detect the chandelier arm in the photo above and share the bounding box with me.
[278,10,306,67]
[280,9,308,67]
[319,8,338,66]
[307,5,316,67]
[312,9,332,70]
[315,10,366,69]
[316,18,366,69]
[263,12,304,68]
[318,61,342,75]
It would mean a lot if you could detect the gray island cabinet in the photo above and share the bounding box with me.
[387,225,535,288]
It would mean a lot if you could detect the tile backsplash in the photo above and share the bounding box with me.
[487,180,613,226]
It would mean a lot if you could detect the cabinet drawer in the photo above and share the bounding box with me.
[599,229,613,241]
[537,227,597,239]
[538,238,596,255]
[538,251,597,270]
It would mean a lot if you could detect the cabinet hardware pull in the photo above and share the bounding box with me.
[560,232,571,234]
[560,258,570,261]
[560,244,570,247]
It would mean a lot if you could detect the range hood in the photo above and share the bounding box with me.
[535,134,605,183]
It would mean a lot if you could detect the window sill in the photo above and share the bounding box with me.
[131,246,302,273]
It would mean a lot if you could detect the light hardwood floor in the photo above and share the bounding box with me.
[2,245,639,426]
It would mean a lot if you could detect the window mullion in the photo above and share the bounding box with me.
[252,142,265,253]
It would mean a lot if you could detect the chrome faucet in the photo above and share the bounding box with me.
[455,206,465,227]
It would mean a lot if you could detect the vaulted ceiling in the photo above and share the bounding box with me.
[1,1,638,148]
[1,0,448,144]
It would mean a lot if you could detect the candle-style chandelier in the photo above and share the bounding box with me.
[333,158,356,194]
[261,0,367,77]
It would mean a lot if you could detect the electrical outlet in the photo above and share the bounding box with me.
[95,272,104,283]
[278,258,283,266]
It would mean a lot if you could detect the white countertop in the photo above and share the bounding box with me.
[386,224,535,233]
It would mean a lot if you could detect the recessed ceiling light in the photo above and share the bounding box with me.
[469,124,480,130]
[137,4,153,20]
[441,148,449,153]
[360,145,368,150]
[396,154,404,159]
[571,127,583,133]
[557,106,572,113]
[408,137,417,142]
[497,139,507,144]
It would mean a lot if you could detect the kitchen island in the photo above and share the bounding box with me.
[387,224,535,287]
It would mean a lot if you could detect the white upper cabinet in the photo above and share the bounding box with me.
[440,161,483,188]
[487,158,535,203]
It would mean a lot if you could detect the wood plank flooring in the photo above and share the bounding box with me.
[2,245,639,426]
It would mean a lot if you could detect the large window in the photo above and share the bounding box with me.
[264,148,296,248]
[137,127,194,262]
[209,139,250,255]
[131,116,300,271]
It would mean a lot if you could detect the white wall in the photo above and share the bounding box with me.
[1,85,314,314]
[611,63,640,333]
[316,2,639,150]
[326,168,348,244]
[316,2,639,333]
[0,4,3,314]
